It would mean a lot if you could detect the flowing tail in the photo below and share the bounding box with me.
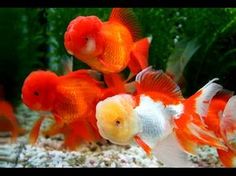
[174,78,228,155]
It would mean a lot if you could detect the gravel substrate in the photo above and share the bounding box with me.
[0,104,223,168]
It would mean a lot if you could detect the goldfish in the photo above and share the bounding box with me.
[0,85,24,142]
[64,8,151,79]
[204,90,236,167]
[21,69,115,150]
[95,66,227,166]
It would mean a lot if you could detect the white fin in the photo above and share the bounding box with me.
[153,133,195,167]
[195,78,223,119]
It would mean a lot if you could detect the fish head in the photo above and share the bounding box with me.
[96,94,140,145]
[21,70,58,112]
[64,16,105,60]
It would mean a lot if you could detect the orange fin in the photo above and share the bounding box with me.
[217,148,236,167]
[104,73,126,94]
[174,127,199,155]
[128,36,152,75]
[109,8,142,41]
[29,115,46,144]
[135,66,183,100]
[134,135,152,156]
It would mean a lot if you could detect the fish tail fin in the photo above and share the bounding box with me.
[174,79,227,154]
[128,36,152,75]
[217,148,236,167]
[183,78,223,119]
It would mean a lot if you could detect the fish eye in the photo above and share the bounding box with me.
[33,91,40,96]
[115,120,121,127]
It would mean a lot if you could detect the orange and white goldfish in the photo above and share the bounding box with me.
[21,69,114,150]
[64,8,151,77]
[0,86,24,141]
[96,67,227,166]
[204,91,236,167]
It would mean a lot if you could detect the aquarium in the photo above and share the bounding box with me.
[0,8,236,168]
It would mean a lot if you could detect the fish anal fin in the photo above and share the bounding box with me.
[109,8,142,41]
[134,135,152,156]
[135,66,183,100]
[128,37,151,75]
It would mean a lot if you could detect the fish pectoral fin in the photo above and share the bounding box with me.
[29,115,46,144]
[109,8,142,41]
[153,133,194,167]
[134,135,152,156]
[128,36,152,75]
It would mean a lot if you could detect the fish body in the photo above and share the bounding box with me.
[64,8,151,75]
[0,100,24,141]
[96,67,226,166]
[22,69,109,149]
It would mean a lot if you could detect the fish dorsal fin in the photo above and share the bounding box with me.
[135,66,183,100]
[214,89,234,102]
[109,8,142,41]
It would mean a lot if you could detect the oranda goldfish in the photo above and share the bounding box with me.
[0,85,24,141]
[21,69,117,150]
[95,67,227,166]
[64,8,151,78]
[204,91,236,167]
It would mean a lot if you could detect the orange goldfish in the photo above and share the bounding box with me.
[96,67,227,166]
[0,86,24,141]
[64,8,151,78]
[204,91,236,167]
[21,69,115,150]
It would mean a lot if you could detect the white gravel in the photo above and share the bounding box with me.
[0,104,223,168]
